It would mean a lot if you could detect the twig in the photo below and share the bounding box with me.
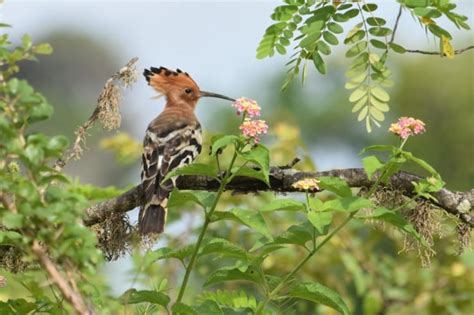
[83,167,473,228]
[31,241,91,315]
[54,57,138,171]
[406,45,474,55]
[389,5,403,45]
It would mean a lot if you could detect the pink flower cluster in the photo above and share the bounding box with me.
[232,97,268,144]
[389,117,426,139]
[232,97,261,117]
[239,118,268,143]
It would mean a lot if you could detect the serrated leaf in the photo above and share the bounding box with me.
[201,238,249,261]
[119,289,170,307]
[213,208,271,239]
[232,166,268,185]
[204,264,262,287]
[289,282,351,315]
[168,189,215,210]
[318,176,352,197]
[211,134,239,155]
[362,155,384,180]
[308,211,333,234]
[238,144,270,186]
[261,198,306,212]
[272,221,314,246]
[321,197,373,213]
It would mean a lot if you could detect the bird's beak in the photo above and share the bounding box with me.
[200,90,235,102]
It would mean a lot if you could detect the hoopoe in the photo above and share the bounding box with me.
[140,66,234,235]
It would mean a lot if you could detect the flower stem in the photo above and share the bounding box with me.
[175,151,239,304]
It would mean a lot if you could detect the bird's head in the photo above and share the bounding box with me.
[144,67,235,109]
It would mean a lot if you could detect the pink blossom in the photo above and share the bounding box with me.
[232,97,261,117]
[389,116,426,139]
[239,118,268,143]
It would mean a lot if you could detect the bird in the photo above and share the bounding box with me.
[139,66,235,235]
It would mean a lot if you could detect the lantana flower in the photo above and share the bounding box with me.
[389,117,426,139]
[239,118,268,143]
[232,97,261,117]
[292,178,320,191]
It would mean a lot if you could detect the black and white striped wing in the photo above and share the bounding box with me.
[139,124,202,234]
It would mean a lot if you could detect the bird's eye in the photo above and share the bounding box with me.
[185,88,193,94]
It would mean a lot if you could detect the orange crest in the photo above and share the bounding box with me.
[144,67,200,99]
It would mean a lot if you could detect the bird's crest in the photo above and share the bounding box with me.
[143,66,200,98]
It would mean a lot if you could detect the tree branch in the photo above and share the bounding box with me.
[31,241,91,315]
[83,167,473,228]
[406,45,474,55]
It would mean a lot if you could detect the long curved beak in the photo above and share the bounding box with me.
[200,90,235,102]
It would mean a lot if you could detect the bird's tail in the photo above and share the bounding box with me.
[139,203,167,234]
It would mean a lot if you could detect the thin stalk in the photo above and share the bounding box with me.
[256,211,358,314]
[175,150,239,303]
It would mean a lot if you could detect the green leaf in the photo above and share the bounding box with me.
[194,300,223,315]
[289,282,351,315]
[428,24,452,39]
[271,221,314,246]
[344,30,365,44]
[33,43,53,55]
[168,189,215,210]
[317,40,332,55]
[213,208,271,239]
[413,7,441,18]
[360,144,394,154]
[211,135,239,155]
[238,144,270,186]
[327,22,344,34]
[172,302,198,315]
[370,39,387,49]
[369,27,392,37]
[318,176,352,197]
[323,31,339,45]
[204,264,262,287]
[361,207,427,246]
[151,245,195,261]
[261,199,306,212]
[403,0,430,8]
[366,17,386,26]
[231,166,268,185]
[119,289,170,307]
[308,211,333,234]
[349,87,367,102]
[24,145,44,166]
[313,52,327,75]
[371,86,390,102]
[201,238,249,261]
[345,41,367,57]
[321,197,373,213]
[401,151,438,175]
[362,3,378,12]
[369,106,385,121]
[362,155,384,180]
[162,163,217,183]
[343,8,360,19]
[389,42,406,54]
[199,289,257,311]
[2,213,24,229]
[29,101,53,122]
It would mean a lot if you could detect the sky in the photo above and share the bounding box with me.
[1,0,473,294]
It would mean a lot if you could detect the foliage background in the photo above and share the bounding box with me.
[1,1,473,314]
